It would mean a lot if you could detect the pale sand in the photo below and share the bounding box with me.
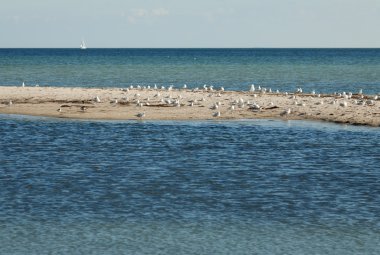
[0,86,379,126]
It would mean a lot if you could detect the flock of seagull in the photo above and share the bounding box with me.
[84,83,378,119]
[3,82,379,120]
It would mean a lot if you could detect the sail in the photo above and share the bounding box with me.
[80,40,87,49]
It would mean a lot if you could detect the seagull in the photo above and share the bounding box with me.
[80,106,87,112]
[22,82,25,87]
[57,107,62,112]
[251,103,260,110]
[281,108,291,116]
[183,84,187,89]
[210,103,219,110]
[7,100,13,106]
[213,111,221,117]
[340,101,348,107]
[136,112,145,119]
[228,105,235,111]
[94,96,101,103]
[316,100,324,105]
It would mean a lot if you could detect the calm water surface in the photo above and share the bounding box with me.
[1,48,380,94]
[0,115,379,254]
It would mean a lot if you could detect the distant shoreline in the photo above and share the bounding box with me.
[1,47,380,49]
[0,86,379,127]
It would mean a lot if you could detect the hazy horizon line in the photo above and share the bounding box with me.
[1,47,379,49]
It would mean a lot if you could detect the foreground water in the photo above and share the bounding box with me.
[0,115,379,254]
[1,48,380,94]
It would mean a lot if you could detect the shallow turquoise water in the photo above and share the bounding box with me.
[1,48,380,94]
[0,115,379,254]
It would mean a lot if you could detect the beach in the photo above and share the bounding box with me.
[0,86,379,126]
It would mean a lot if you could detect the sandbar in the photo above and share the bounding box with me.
[0,86,379,126]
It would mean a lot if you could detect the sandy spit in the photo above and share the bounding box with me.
[0,86,379,126]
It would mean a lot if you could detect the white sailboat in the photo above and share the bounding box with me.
[80,39,87,50]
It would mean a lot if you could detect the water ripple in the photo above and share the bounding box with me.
[0,116,379,253]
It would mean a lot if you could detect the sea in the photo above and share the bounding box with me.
[0,49,380,254]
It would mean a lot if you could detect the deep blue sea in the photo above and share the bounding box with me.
[1,49,380,254]
[0,48,379,94]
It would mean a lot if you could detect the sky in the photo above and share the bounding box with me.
[0,0,379,48]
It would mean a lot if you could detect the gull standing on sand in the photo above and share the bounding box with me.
[251,103,260,110]
[211,103,218,110]
[136,112,145,119]
[110,99,118,105]
[213,111,221,117]
[281,108,291,116]
[340,101,348,107]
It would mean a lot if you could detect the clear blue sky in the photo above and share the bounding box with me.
[1,0,379,48]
